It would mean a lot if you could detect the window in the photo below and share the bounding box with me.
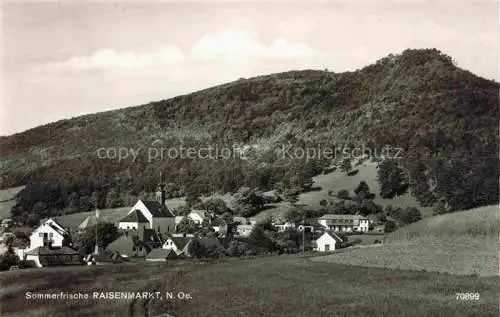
[49,233,53,237]
[39,233,44,237]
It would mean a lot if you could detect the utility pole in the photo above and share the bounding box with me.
[302,215,305,254]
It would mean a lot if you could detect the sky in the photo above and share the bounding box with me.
[1,0,498,136]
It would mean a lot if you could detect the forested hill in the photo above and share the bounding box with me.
[1,48,498,218]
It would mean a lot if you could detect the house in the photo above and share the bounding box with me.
[314,232,343,252]
[25,246,82,267]
[236,225,253,237]
[162,235,192,255]
[274,221,296,232]
[317,214,370,232]
[1,218,13,228]
[233,216,248,225]
[145,248,180,262]
[118,181,176,235]
[187,210,207,224]
[29,218,70,251]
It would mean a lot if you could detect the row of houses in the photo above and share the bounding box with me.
[6,180,374,267]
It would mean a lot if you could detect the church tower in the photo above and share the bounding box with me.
[156,171,167,206]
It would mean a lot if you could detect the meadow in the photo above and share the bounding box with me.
[0,255,499,317]
[312,205,499,276]
[253,162,433,222]
[0,186,24,220]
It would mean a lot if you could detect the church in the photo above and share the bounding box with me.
[118,180,176,236]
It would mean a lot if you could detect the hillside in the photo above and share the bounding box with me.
[1,48,498,221]
[312,205,499,276]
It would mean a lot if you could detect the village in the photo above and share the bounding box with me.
[0,177,384,269]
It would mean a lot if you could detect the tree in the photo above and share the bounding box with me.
[187,238,207,259]
[339,158,351,174]
[203,198,229,215]
[377,160,409,198]
[284,206,305,225]
[400,207,422,224]
[105,188,124,208]
[227,240,247,257]
[384,220,397,233]
[337,189,350,200]
[177,217,198,234]
[74,222,120,254]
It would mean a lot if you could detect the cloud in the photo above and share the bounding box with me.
[46,46,185,71]
[190,30,315,60]
[44,30,316,71]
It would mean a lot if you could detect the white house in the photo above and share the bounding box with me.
[317,214,370,232]
[29,218,70,251]
[314,232,343,252]
[236,224,253,237]
[274,221,296,232]
[187,210,207,224]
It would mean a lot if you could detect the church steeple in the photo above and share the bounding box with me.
[156,171,166,206]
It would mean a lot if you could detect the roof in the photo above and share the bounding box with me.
[78,215,110,230]
[142,200,175,218]
[318,214,368,226]
[175,216,185,225]
[317,232,343,244]
[119,210,149,223]
[146,248,179,260]
[319,214,368,220]
[26,246,80,256]
[168,236,192,249]
[233,217,248,224]
[189,210,206,219]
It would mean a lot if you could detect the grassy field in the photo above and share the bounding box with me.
[0,186,25,220]
[253,162,433,222]
[1,255,499,317]
[312,205,499,276]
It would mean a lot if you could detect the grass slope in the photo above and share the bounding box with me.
[0,186,24,220]
[253,162,432,222]
[312,205,499,276]
[0,256,498,317]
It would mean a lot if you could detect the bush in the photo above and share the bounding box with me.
[337,189,350,200]
[346,169,359,176]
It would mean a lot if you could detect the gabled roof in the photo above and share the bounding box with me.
[142,200,175,218]
[120,210,149,223]
[168,236,192,249]
[317,232,343,244]
[78,215,110,230]
[146,248,179,260]
[175,216,185,225]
